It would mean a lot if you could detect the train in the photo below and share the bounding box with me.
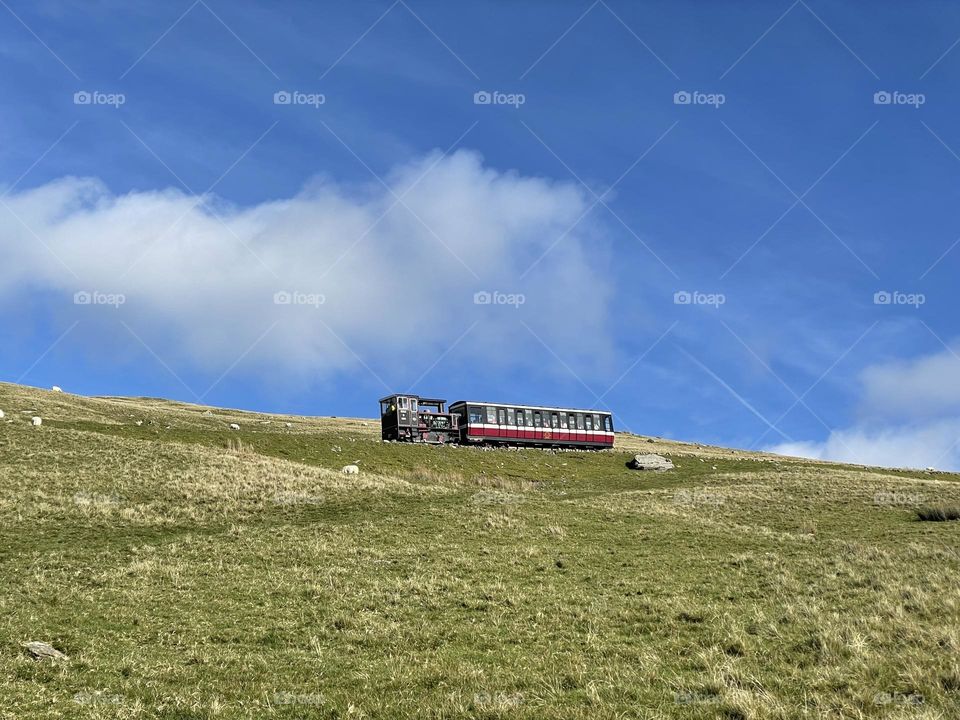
[378,393,614,449]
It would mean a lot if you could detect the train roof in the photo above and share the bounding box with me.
[378,394,446,404]
[449,400,611,416]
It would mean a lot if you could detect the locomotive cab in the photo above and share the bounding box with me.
[379,394,459,444]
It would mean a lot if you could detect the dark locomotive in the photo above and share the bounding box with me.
[379,394,614,449]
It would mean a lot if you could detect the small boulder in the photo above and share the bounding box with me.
[24,641,68,661]
[31,417,42,427]
[627,454,673,471]
[229,423,240,431]
[341,464,359,475]
[0,409,4,419]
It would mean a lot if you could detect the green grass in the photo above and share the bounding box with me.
[1,382,959,719]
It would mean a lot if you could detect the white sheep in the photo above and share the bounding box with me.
[31,417,42,427]
[51,386,63,393]
[229,423,240,431]
[341,464,359,475]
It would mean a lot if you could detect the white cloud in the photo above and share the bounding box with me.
[0,150,615,385]
[860,346,960,421]
[768,346,960,470]
[768,419,960,471]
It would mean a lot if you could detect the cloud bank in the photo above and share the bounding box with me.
[768,345,960,470]
[0,150,614,385]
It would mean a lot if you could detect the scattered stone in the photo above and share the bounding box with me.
[628,454,674,471]
[285,422,293,428]
[0,410,4,419]
[135,420,143,427]
[647,438,656,443]
[203,410,213,416]
[24,641,68,661]
[332,445,342,453]
[31,417,42,427]
[229,423,240,431]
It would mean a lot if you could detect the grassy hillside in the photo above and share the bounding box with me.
[1,382,958,719]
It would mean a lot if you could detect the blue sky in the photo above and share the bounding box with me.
[2,0,959,468]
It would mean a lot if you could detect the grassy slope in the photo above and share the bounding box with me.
[1,381,958,719]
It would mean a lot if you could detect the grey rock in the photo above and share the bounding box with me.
[25,641,68,661]
[628,454,674,471]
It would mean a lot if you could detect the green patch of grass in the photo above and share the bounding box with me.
[2,384,960,718]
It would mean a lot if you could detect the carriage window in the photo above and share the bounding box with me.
[469,406,483,423]
[410,398,418,412]
[551,413,560,428]
[507,408,515,424]
[533,412,542,427]
[560,414,568,429]
[525,410,533,426]
[604,416,613,431]
[593,414,601,431]
[486,406,496,424]
[398,397,408,409]
[568,414,576,429]
[515,409,524,426]
[498,408,506,424]
[585,414,593,431]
